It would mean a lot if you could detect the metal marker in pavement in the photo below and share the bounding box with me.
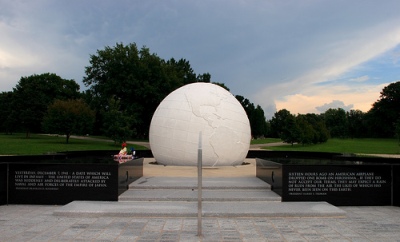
[197,132,202,237]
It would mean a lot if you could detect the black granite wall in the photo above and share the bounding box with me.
[282,165,392,206]
[256,157,400,206]
[0,163,7,205]
[8,163,119,205]
[0,153,143,205]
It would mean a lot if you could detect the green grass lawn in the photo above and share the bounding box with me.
[1,133,399,155]
[264,138,400,155]
[250,138,282,144]
[0,133,147,155]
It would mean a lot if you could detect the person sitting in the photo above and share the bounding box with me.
[119,142,127,155]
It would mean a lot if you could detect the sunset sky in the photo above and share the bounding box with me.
[1,0,399,118]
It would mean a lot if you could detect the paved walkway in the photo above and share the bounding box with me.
[1,205,400,241]
[1,159,400,241]
[56,135,288,150]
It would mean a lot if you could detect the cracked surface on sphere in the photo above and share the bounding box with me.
[149,83,251,166]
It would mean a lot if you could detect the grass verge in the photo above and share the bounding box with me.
[264,138,400,155]
[251,138,282,144]
[0,133,147,155]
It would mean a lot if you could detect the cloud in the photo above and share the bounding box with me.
[349,76,370,82]
[253,18,400,118]
[315,100,353,113]
[270,82,386,117]
[392,49,400,65]
[1,0,400,121]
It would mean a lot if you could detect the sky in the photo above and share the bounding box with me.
[1,0,400,119]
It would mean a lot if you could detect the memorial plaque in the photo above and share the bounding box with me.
[256,156,398,206]
[0,153,143,205]
[282,165,391,205]
[8,163,118,205]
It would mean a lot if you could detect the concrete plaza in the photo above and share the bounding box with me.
[1,158,400,241]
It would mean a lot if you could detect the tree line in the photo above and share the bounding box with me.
[1,42,399,144]
[269,81,400,145]
[0,43,268,143]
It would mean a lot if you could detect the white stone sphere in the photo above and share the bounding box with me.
[149,82,251,166]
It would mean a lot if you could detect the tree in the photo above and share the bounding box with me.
[280,114,300,145]
[395,118,400,147]
[0,91,17,134]
[198,73,212,83]
[322,108,348,138]
[269,109,292,138]
[81,89,104,135]
[347,109,367,138]
[236,95,268,138]
[303,113,329,143]
[236,95,255,134]
[367,81,400,138]
[101,98,133,144]
[296,115,315,145]
[251,105,268,138]
[42,99,95,143]
[165,58,198,85]
[84,43,157,138]
[83,42,209,139]
[212,82,229,91]
[11,73,80,137]
[270,109,300,145]
[296,114,329,145]
[269,110,329,145]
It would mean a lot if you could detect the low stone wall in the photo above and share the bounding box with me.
[256,154,400,206]
[0,152,143,205]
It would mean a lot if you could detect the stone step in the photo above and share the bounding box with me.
[119,189,281,202]
[53,200,346,218]
[53,176,346,218]
[129,176,271,190]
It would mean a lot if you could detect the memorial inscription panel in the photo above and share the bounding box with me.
[9,163,118,204]
[288,171,387,195]
[282,165,392,205]
[14,170,111,190]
